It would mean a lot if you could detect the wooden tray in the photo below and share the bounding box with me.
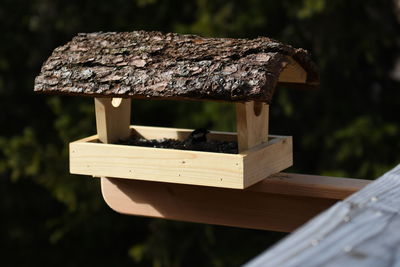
[70,125,292,189]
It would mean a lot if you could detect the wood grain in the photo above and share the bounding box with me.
[71,139,244,188]
[258,173,369,200]
[130,125,237,142]
[243,137,293,187]
[236,102,269,152]
[70,126,292,189]
[245,164,400,266]
[94,97,131,143]
[279,57,307,83]
[100,173,369,232]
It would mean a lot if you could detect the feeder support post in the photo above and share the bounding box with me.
[94,97,131,144]
[236,101,269,153]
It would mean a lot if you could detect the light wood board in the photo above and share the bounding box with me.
[70,125,292,189]
[278,56,307,83]
[100,173,369,232]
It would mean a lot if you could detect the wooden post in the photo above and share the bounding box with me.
[94,97,131,144]
[236,101,269,152]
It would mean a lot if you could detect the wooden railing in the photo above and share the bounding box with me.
[245,165,400,266]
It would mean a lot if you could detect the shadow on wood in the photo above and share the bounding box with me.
[101,173,369,232]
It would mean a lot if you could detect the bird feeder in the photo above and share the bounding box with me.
[35,31,318,189]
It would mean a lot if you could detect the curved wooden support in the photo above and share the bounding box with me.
[100,173,369,232]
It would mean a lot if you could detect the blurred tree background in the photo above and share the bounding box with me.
[1,0,400,266]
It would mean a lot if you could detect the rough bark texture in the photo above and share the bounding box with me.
[34,31,318,102]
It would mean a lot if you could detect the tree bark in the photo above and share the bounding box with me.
[34,31,318,102]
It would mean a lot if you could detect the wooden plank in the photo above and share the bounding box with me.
[70,138,245,188]
[258,173,369,200]
[243,137,293,187]
[70,129,292,188]
[100,173,369,232]
[236,102,269,152]
[245,165,400,267]
[94,97,131,143]
[278,56,307,83]
[131,124,285,142]
[131,125,237,142]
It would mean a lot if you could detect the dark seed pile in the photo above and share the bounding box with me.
[117,137,238,154]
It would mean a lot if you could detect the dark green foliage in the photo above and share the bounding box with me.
[1,0,399,266]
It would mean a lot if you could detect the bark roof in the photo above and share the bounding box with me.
[34,31,319,103]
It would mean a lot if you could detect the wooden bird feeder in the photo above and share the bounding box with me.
[35,31,319,189]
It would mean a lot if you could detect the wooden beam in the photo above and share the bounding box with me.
[236,102,269,152]
[100,173,369,232]
[94,97,131,143]
[70,131,292,189]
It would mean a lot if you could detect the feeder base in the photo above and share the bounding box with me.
[70,125,292,189]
